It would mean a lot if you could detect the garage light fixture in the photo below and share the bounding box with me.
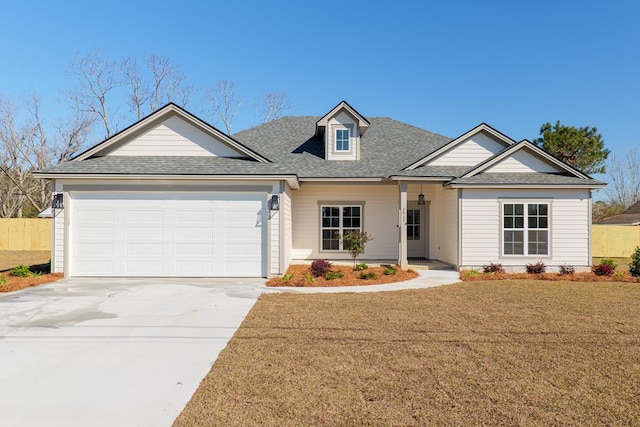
[52,193,64,209]
[269,194,280,211]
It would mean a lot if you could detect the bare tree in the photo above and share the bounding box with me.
[205,79,240,134]
[605,147,640,208]
[0,95,92,217]
[122,55,192,119]
[257,91,291,123]
[67,49,122,139]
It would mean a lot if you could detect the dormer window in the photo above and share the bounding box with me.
[335,129,350,151]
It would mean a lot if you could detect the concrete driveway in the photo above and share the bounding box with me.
[0,277,264,427]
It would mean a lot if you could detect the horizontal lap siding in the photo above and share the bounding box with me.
[460,189,591,268]
[291,184,398,260]
[53,209,64,272]
[430,133,505,167]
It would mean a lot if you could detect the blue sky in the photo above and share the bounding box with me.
[1,0,638,174]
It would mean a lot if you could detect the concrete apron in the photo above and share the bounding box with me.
[0,277,263,427]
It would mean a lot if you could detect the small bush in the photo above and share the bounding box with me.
[359,271,376,280]
[325,271,344,280]
[592,263,614,276]
[280,273,294,282]
[526,261,546,274]
[559,264,575,275]
[9,264,36,277]
[310,259,332,277]
[462,269,480,277]
[304,272,315,283]
[483,263,504,274]
[630,246,640,277]
[383,267,397,275]
[355,263,368,271]
[600,258,618,271]
[0,276,7,286]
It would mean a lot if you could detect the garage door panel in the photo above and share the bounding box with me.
[71,191,265,277]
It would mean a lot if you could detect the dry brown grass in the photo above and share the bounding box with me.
[175,280,640,427]
[267,264,418,287]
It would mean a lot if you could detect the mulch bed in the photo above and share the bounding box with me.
[266,264,418,287]
[461,270,640,283]
[0,273,63,293]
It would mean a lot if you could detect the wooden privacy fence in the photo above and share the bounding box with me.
[0,218,52,251]
[592,225,640,258]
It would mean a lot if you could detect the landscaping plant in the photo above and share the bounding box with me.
[341,230,372,270]
[383,266,397,275]
[599,258,618,271]
[310,259,332,277]
[359,271,376,280]
[483,262,505,274]
[526,261,546,274]
[592,263,614,276]
[0,276,7,286]
[559,264,575,275]
[355,263,368,271]
[630,246,640,277]
[9,264,37,277]
[325,271,344,280]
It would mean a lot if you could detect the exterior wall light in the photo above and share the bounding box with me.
[269,194,280,211]
[52,193,64,209]
[417,185,425,205]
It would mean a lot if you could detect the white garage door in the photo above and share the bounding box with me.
[70,192,266,277]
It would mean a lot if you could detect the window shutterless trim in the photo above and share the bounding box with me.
[499,200,552,258]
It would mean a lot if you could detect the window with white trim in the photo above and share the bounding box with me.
[503,203,549,256]
[321,205,361,251]
[335,129,350,151]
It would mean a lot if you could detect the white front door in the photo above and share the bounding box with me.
[70,191,266,277]
[407,202,429,259]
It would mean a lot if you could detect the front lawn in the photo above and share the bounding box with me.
[175,280,640,426]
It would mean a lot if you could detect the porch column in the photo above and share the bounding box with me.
[398,182,408,268]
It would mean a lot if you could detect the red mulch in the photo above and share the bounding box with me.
[461,270,640,283]
[0,273,63,293]
[267,264,419,287]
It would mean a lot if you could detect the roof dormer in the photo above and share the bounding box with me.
[316,101,370,161]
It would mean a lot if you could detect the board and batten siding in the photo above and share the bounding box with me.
[484,149,561,173]
[459,188,591,270]
[429,132,506,167]
[291,184,398,260]
[106,116,242,157]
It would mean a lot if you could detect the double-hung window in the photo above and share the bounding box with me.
[321,205,361,251]
[335,129,350,151]
[503,202,549,256]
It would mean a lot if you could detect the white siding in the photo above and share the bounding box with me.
[107,116,242,157]
[326,112,359,161]
[270,198,280,275]
[52,207,65,273]
[430,132,506,166]
[460,188,591,271]
[282,185,293,271]
[291,184,398,260]
[485,149,562,173]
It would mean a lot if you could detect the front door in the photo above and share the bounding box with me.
[407,202,429,259]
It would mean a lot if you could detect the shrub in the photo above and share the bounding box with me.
[341,230,373,270]
[355,263,368,271]
[630,246,640,277]
[0,276,7,286]
[383,266,397,275]
[526,261,546,274]
[280,273,294,281]
[592,263,614,276]
[310,259,332,277]
[359,271,376,280]
[9,264,36,277]
[600,258,618,271]
[559,264,575,275]
[325,271,344,280]
[462,269,479,277]
[304,272,315,283]
[483,263,504,274]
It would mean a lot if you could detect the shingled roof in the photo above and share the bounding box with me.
[595,201,640,225]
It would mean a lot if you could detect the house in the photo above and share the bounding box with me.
[595,201,640,225]
[34,101,605,277]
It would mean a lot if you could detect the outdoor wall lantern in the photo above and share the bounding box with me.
[417,185,425,205]
[52,193,64,209]
[269,194,280,211]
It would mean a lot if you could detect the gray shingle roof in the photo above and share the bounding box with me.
[233,116,452,178]
[37,156,289,175]
[447,173,606,186]
[595,201,640,224]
